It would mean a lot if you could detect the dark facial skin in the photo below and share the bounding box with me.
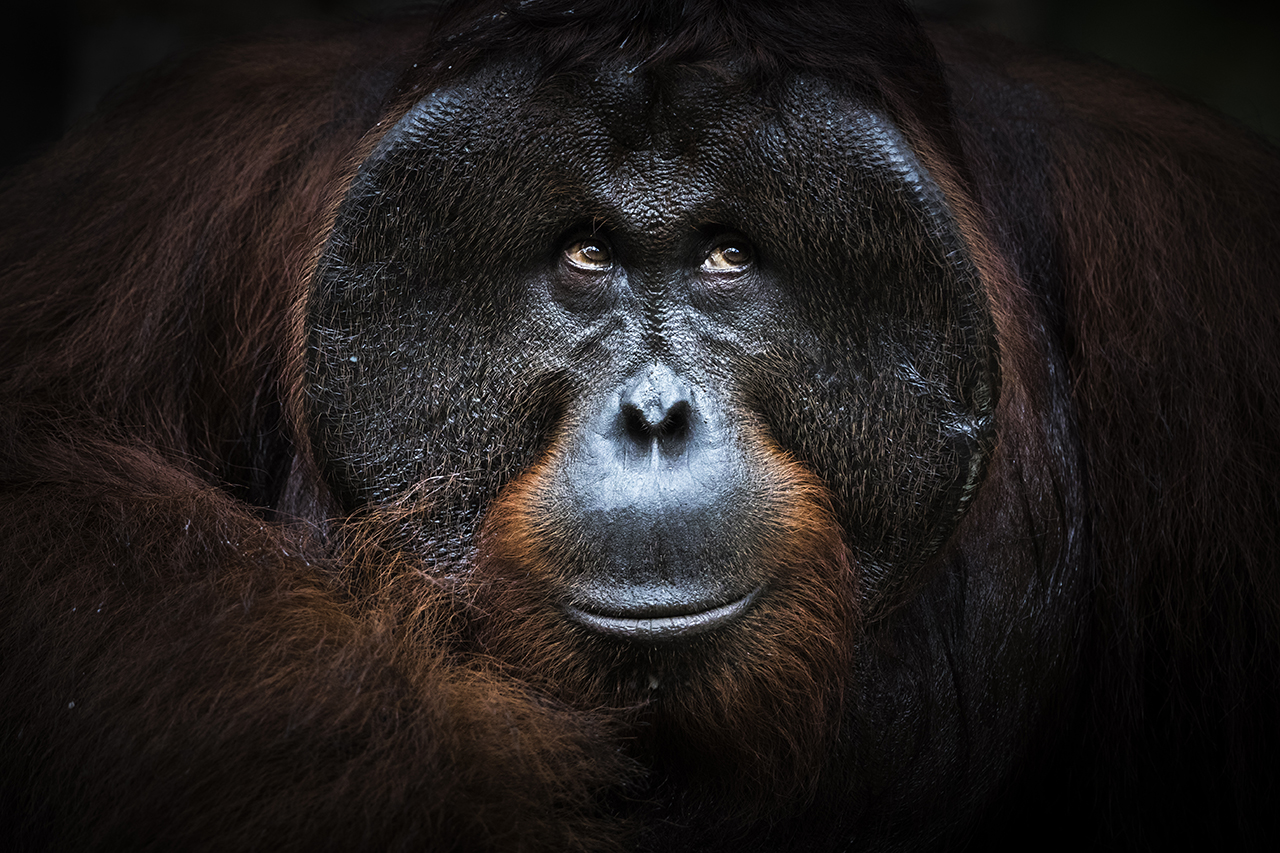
[3,2,1277,849]
[308,62,997,627]
[306,63,1040,843]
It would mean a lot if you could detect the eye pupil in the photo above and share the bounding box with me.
[565,239,611,270]
[704,241,753,271]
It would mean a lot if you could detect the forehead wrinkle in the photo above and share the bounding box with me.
[564,66,745,243]
[592,148,717,244]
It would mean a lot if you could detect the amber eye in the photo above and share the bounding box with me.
[702,242,753,272]
[564,239,613,271]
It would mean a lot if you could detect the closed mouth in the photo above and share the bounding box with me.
[564,587,761,641]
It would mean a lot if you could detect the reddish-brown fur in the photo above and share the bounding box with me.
[935,28,1280,845]
[473,433,857,812]
[2,2,1278,851]
[0,19,639,851]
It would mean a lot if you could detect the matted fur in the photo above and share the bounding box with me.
[2,2,1278,851]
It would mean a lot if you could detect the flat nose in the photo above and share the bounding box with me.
[549,361,762,639]
[618,363,693,454]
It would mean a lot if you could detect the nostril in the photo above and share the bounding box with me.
[618,363,697,446]
[622,398,691,440]
[656,399,692,437]
[621,402,653,439]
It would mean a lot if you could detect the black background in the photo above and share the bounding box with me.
[3,0,1278,175]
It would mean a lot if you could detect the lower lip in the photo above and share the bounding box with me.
[564,588,761,641]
